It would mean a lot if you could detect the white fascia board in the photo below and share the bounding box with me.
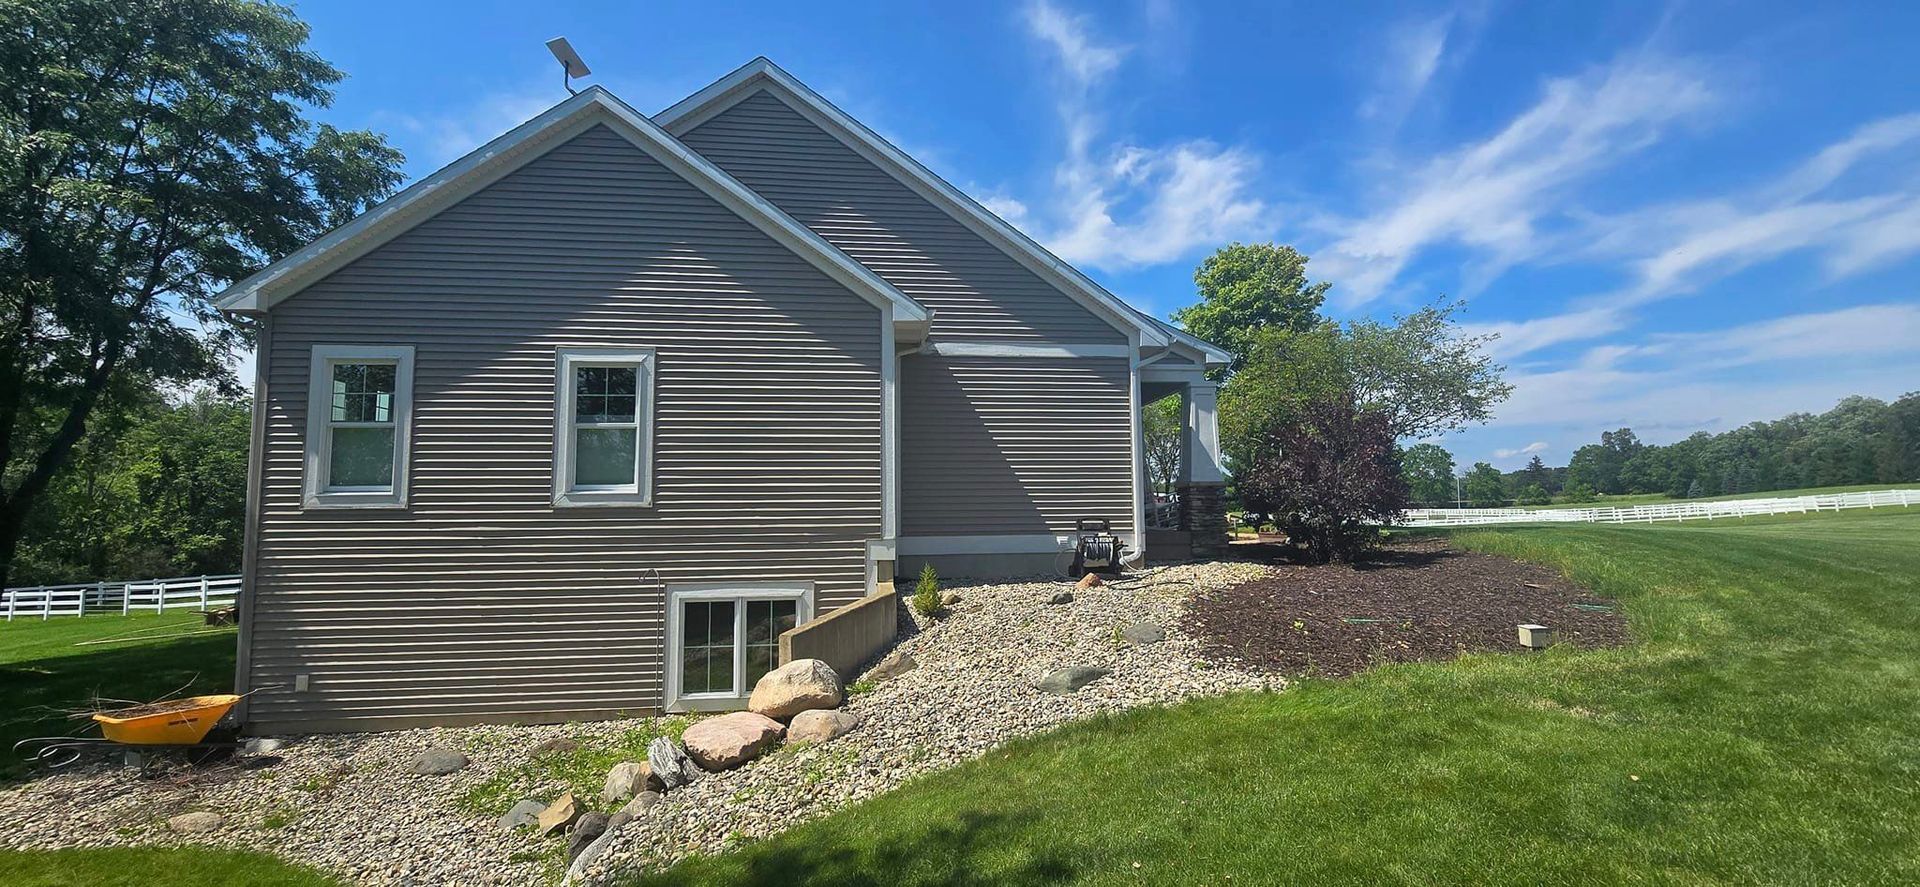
[655,58,1172,350]
[925,341,1132,359]
[214,86,930,326]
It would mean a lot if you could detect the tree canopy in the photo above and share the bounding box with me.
[1219,303,1511,477]
[0,0,404,584]
[1401,442,1455,506]
[1171,243,1328,376]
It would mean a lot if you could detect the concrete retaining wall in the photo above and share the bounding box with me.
[780,584,898,679]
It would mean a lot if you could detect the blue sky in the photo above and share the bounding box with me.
[289,0,1920,471]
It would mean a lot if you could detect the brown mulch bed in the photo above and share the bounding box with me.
[1184,537,1628,677]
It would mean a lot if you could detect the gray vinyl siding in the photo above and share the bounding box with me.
[678,89,1127,344]
[900,355,1134,537]
[249,125,883,730]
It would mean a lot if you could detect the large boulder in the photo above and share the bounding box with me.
[536,792,582,836]
[647,737,699,790]
[1037,665,1111,694]
[787,709,859,744]
[600,761,650,805]
[607,791,661,831]
[682,711,785,770]
[409,748,469,775]
[748,659,843,720]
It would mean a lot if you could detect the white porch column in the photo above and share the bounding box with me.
[1183,382,1224,484]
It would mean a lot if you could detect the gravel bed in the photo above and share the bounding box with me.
[0,560,1277,885]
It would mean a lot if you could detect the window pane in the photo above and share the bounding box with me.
[574,367,637,423]
[575,427,637,487]
[683,602,713,647]
[745,600,774,644]
[681,600,736,695]
[771,600,798,635]
[332,363,396,422]
[330,427,395,487]
[745,644,774,686]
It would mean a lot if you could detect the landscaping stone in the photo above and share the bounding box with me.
[647,737,697,790]
[787,709,859,744]
[167,811,223,834]
[530,737,579,756]
[567,812,609,862]
[865,648,917,682]
[497,799,546,831]
[620,791,662,817]
[601,761,646,804]
[1076,573,1104,590]
[940,590,963,606]
[408,748,469,775]
[536,792,582,836]
[1049,590,1074,605]
[1121,622,1167,645]
[748,659,843,720]
[565,827,617,884]
[1038,665,1111,694]
[243,737,286,755]
[683,712,785,770]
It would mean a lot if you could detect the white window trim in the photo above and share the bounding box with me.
[303,345,414,510]
[553,346,656,508]
[664,582,814,712]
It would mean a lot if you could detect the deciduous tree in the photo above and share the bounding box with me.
[1171,243,1328,376]
[0,0,404,584]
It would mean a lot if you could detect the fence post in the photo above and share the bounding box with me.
[121,582,129,615]
[76,587,85,617]
[156,580,165,614]
[41,588,51,620]
[199,575,209,609]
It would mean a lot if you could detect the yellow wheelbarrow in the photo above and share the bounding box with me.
[14,694,244,769]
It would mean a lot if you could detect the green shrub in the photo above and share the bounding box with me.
[911,563,940,617]
[1560,481,1597,503]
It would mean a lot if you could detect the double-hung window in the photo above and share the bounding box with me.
[665,583,812,711]
[554,347,655,507]
[304,345,414,509]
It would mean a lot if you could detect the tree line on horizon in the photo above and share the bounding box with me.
[1400,393,1920,507]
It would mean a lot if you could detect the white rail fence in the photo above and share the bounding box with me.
[1399,489,1919,528]
[2,574,240,621]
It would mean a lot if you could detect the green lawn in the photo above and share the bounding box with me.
[639,508,1920,885]
[0,847,335,887]
[0,612,236,781]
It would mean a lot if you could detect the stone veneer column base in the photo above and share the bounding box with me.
[1177,482,1229,558]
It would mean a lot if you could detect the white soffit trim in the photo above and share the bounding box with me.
[925,341,1132,359]
[655,58,1172,350]
[213,86,931,328]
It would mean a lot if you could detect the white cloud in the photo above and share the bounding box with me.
[1357,14,1454,126]
[1023,0,1126,85]
[1011,0,1273,270]
[1314,54,1715,306]
[1493,441,1550,458]
[1475,113,1920,362]
[373,82,561,172]
[1492,304,1920,436]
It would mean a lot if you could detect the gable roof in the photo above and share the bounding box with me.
[214,86,932,332]
[656,58,1190,353]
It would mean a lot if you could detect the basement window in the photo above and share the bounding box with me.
[665,583,812,711]
[553,347,655,507]
[304,345,414,509]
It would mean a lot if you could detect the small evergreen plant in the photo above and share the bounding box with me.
[911,563,941,617]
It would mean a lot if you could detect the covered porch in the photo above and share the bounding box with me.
[1141,363,1228,559]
